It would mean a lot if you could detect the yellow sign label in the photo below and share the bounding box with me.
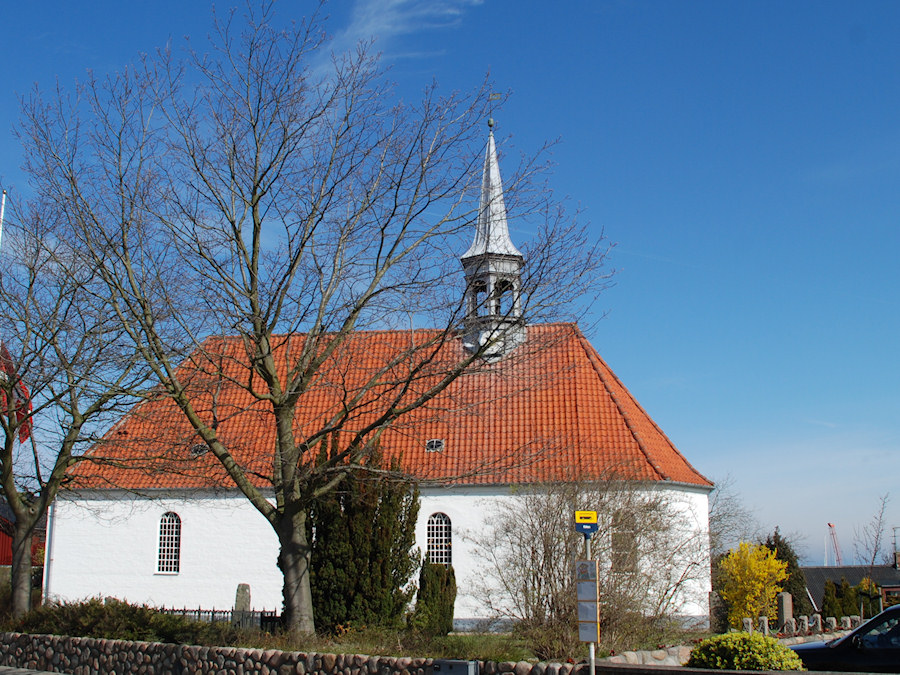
[574,510,598,524]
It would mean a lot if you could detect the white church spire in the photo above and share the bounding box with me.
[462,122,523,260]
[460,119,525,359]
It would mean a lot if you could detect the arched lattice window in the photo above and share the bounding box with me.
[157,512,181,573]
[427,512,452,566]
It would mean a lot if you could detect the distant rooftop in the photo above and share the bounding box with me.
[802,564,900,611]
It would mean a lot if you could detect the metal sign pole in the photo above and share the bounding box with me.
[574,511,599,675]
[585,532,595,675]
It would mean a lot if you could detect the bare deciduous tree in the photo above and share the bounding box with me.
[468,477,709,657]
[708,474,759,557]
[0,197,151,617]
[16,4,609,632]
[854,493,891,568]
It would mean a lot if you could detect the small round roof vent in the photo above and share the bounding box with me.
[425,439,445,453]
[188,443,208,458]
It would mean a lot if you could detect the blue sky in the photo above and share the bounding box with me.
[2,0,899,565]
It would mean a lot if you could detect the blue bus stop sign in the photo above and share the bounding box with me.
[575,522,599,536]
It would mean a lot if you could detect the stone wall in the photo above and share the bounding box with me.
[602,645,691,667]
[0,632,591,675]
[0,628,855,675]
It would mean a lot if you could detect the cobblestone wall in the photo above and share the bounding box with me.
[0,632,589,675]
[0,629,853,675]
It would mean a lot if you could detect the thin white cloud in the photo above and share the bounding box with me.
[329,0,482,58]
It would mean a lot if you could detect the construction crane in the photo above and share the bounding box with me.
[827,523,844,566]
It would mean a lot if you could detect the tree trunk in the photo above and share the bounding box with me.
[10,521,34,619]
[276,509,315,633]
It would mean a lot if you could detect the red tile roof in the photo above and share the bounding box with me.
[68,323,711,490]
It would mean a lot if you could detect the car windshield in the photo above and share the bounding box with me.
[857,613,900,649]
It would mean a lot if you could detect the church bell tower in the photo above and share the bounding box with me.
[460,120,525,358]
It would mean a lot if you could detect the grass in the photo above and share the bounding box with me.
[193,622,709,661]
[231,626,537,661]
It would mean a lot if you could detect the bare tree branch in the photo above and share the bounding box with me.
[854,492,890,568]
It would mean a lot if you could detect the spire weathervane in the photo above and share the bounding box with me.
[487,92,501,129]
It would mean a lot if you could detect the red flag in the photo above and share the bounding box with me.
[0,343,32,443]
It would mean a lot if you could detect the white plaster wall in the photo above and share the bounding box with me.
[46,491,283,611]
[418,483,712,622]
[47,483,710,622]
[417,485,498,618]
[659,486,712,620]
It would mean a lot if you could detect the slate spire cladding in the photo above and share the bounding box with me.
[460,120,525,358]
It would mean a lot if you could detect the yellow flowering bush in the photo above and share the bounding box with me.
[718,541,787,629]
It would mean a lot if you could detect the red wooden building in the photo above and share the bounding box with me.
[0,515,45,567]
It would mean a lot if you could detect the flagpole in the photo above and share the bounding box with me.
[0,189,6,250]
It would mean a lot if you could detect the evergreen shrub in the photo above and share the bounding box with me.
[309,453,420,634]
[839,578,859,619]
[687,632,804,670]
[820,576,881,620]
[822,579,841,620]
[410,563,456,635]
[12,598,239,645]
[763,528,813,617]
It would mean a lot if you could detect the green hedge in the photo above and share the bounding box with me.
[12,598,240,645]
[687,632,803,670]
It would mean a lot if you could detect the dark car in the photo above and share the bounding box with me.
[791,605,900,672]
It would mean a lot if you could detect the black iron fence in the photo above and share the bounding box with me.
[160,607,282,632]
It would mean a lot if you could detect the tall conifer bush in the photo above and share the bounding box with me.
[839,577,859,619]
[822,579,841,619]
[763,528,812,616]
[820,576,879,619]
[308,452,420,633]
[411,563,457,635]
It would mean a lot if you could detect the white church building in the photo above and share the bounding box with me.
[43,125,713,626]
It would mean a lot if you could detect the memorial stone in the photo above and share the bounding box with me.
[777,592,793,629]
